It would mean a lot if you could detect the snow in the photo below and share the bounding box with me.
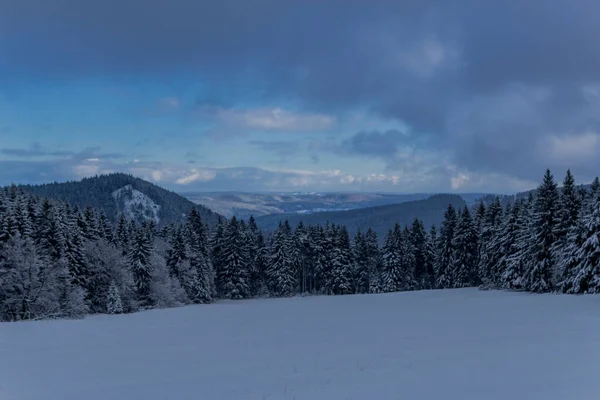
[1,289,600,400]
[112,185,161,224]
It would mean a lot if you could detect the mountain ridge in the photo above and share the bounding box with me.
[17,173,220,226]
[255,193,467,239]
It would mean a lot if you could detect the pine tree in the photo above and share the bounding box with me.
[478,198,503,286]
[435,205,457,289]
[311,225,329,294]
[116,215,129,249]
[218,217,250,299]
[410,219,428,290]
[423,225,437,289]
[569,191,600,293]
[330,226,354,295]
[167,228,187,280]
[364,228,382,293]
[556,208,587,293]
[553,170,581,282]
[266,221,297,297]
[210,217,225,294]
[129,229,153,307]
[107,280,124,314]
[381,226,400,292]
[451,207,478,288]
[353,230,370,294]
[246,216,263,296]
[527,169,559,293]
[498,201,527,290]
[187,236,214,304]
[64,231,88,288]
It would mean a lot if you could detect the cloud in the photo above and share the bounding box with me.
[175,170,217,184]
[196,106,335,135]
[247,140,299,162]
[3,1,600,188]
[1,142,73,157]
[340,129,409,158]
[1,143,123,160]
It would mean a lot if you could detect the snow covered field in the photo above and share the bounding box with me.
[1,289,600,400]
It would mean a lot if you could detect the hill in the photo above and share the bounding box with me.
[183,191,432,219]
[1,289,597,400]
[18,173,220,226]
[255,193,466,238]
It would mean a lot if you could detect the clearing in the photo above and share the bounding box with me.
[1,289,599,400]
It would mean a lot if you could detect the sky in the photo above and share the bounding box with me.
[1,0,600,194]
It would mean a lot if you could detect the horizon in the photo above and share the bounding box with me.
[2,1,600,193]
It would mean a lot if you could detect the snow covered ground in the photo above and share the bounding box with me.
[1,289,600,400]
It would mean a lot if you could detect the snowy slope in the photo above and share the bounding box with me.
[1,289,600,400]
[112,184,161,224]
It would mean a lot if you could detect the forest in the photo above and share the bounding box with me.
[0,169,599,322]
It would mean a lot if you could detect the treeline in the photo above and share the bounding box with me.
[1,169,599,322]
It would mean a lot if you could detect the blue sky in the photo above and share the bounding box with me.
[1,0,600,193]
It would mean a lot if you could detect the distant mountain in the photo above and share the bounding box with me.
[255,194,466,240]
[19,173,220,226]
[183,191,434,219]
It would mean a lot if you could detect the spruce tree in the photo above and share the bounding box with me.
[266,221,297,296]
[528,169,559,293]
[553,170,581,282]
[410,219,428,289]
[107,280,124,314]
[498,201,527,290]
[569,191,600,293]
[478,198,503,286]
[381,225,401,292]
[218,217,250,299]
[353,230,370,294]
[364,228,382,293]
[451,207,478,288]
[330,226,355,295]
[423,225,437,289]
[129,228,153,307]
[167,227,187,279]
[64,231,88,288]
[435,205,457,289]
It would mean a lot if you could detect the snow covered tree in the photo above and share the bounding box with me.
[423,225,437,289]
[381,224,414,292]
[64,230,88,288]
[210,217,225,294]
[568,191,600,293]
[129,228,153,307]
[363,228,382,293]
[498,201,528,290]
[0,235,60,321]
[353,230,370,294]
[553,170,581,282]
[436,205,457,289]
[186,231,214,304]
[556,208,587,293]
[330,226,354,295]
[266,221,297,297]
[411,219,428,290]
[107,280,124,314]
[166,228,187,280]
[218,217,250,299]
[527,169,559,293]
[478,198,503,287]
[451,207,478,288]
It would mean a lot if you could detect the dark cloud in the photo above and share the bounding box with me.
[2,0,600,184]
